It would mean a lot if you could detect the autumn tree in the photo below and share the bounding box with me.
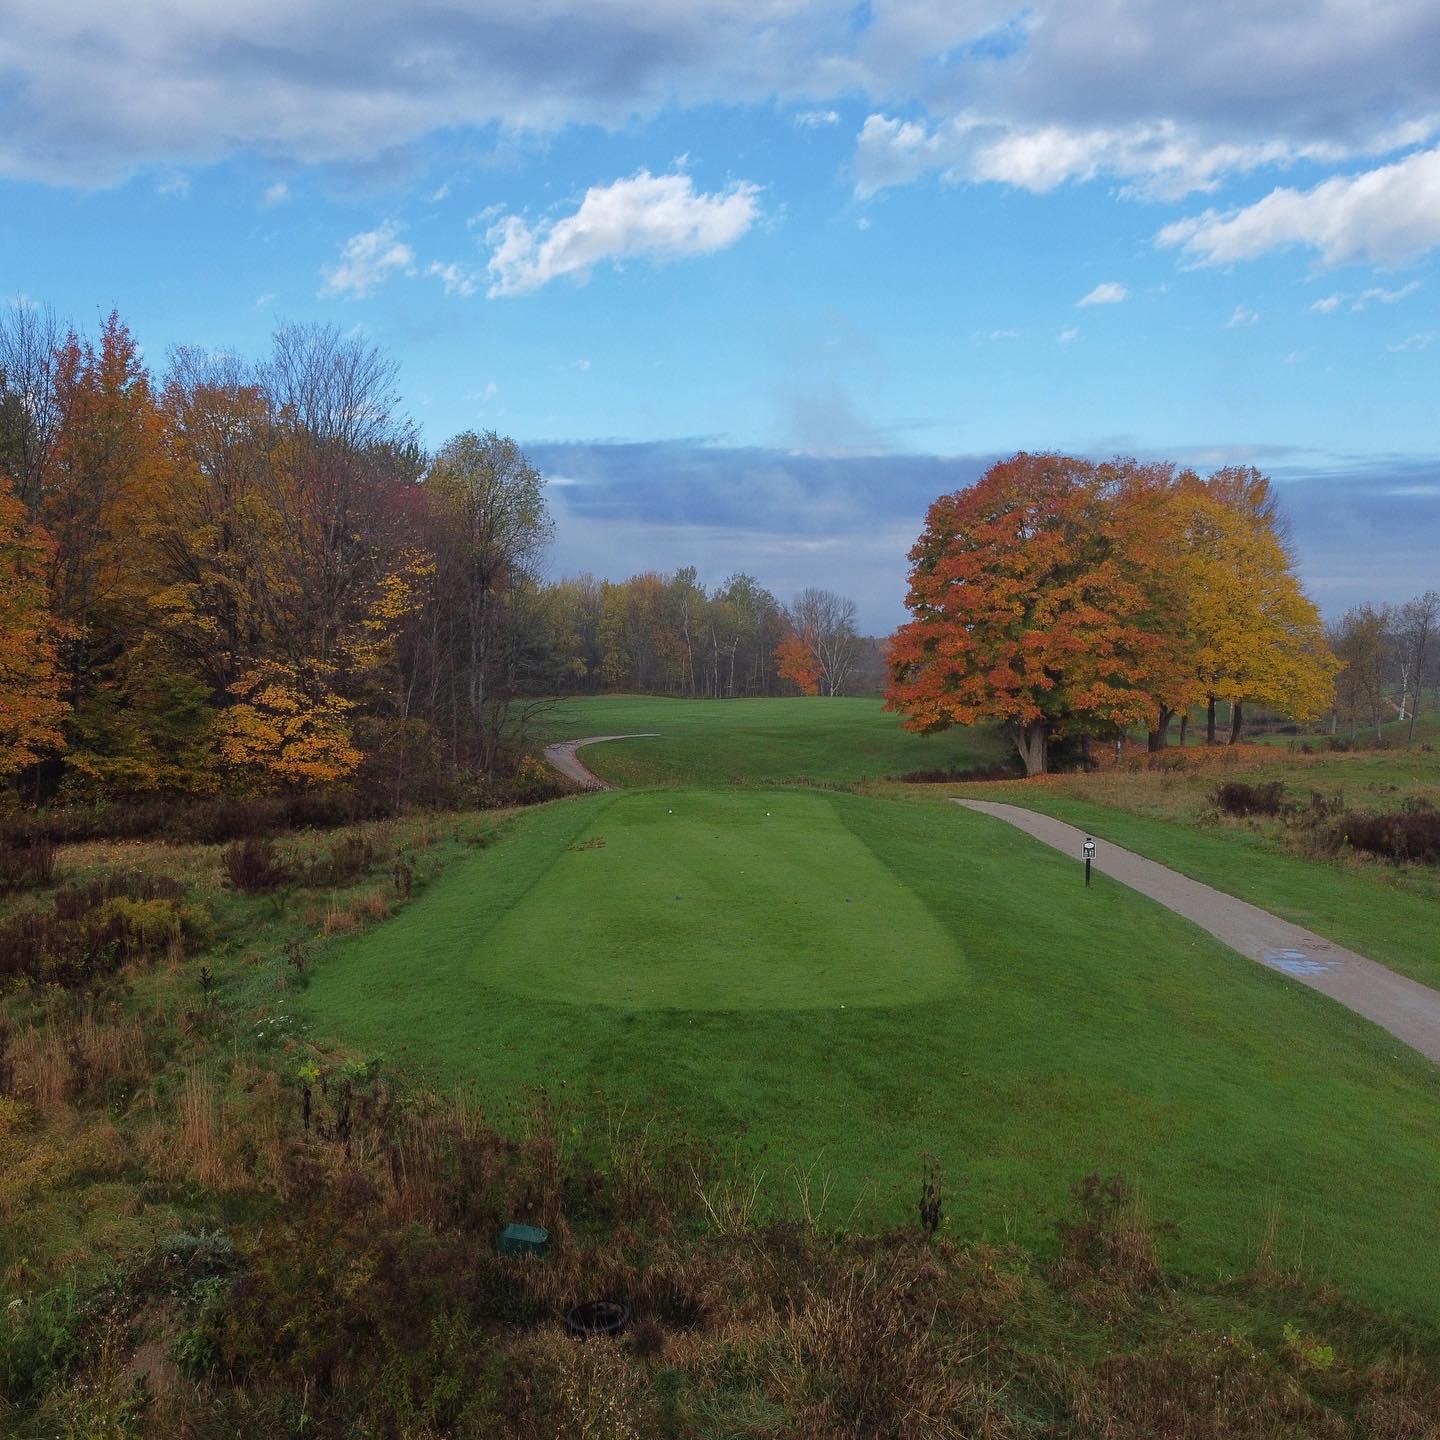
[783,588,861,696]
[217,660,362,788]
[149,346,281,698]
[0,477,67,779]
[45,311,164,713]
[887,453,1183,775]
[1171,470,1335,743]
[258,323,423,673]
[1330,604,1392,741]
[775,626,824,695]
[415,431,552,772]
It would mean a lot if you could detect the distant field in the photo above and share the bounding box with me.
[305,786,1440,1319]
[531,695,1009,786]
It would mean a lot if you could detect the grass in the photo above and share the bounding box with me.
[7,780,1440,1434]
[304,785,1440,1321]
[531,694,1011,786]
[921,728,1440,988]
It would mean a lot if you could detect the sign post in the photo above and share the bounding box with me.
[1082,836,1095,888]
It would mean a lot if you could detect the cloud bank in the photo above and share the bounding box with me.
[527,438,1440,632]
[4,0,1438,218]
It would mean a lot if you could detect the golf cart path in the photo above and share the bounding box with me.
[543,734,659,790]
[955,798,1440,1064]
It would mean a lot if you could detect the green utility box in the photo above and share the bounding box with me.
[497,1223,549,1258]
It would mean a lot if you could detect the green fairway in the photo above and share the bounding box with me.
[532,694,1009,786]
[304,787,1440,1320]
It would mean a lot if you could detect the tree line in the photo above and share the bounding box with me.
[0,306,571,803]
[885,452,1434,775]
[533,572,871,700]
[0,305,871,808]
[1328,593,1440,743]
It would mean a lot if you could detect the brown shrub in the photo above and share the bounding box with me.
[224,837,292,892]
[1339,806,1440,864]
[1213,780,1286,817]
[0,838,57,893]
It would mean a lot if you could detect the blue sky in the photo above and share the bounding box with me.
[3,1,1438,630]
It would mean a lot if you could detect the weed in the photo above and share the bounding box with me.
[1052,1171,1163,1302]
[0,838,56,893]
[224,837,291,892]
[307,832,375,888]
[918,1151,943,1239]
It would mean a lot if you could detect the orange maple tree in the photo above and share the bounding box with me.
[886,453,1183,775]
[774,626,823,696]
[0,477,68,775]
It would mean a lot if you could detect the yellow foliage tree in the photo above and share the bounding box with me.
[1172,477,1337,741]
[217,660,361,788]
[0,478,68,776]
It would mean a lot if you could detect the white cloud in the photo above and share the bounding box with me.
[467,203,505,231]
[427,260,479,297]
[987,328,1019,340]
[1226,304,1259,328]
[1057,327,1079,344]
[254,291,277,308]
[1077,282,1127,307]
[485,169,761,298]
[319,221,415,298]
[1157,147,1440,267]
[261,181,289,206]
[853,110,1431,206]
[796,109,840,128]
[1310,295,1342,314]
[1389,332,1437,351]
[156,173,190,197]
[1354,281,1420,308]
[572,358,591,371]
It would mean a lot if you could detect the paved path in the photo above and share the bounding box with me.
[543,734,660,790]
[955,798,1440,1064]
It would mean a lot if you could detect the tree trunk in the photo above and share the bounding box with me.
[1229,701,1243,744]
[1178,713,1189,746]
[1009,719,1049,776]
[1148,705,1173,752]
[1206,694,1217,744]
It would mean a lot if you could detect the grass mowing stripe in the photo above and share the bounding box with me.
[303,788,1440,1320]
[475,789,967,1011]
[302,793,614,1017]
